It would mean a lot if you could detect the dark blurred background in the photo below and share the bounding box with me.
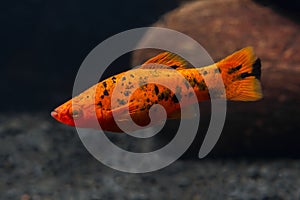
[1,0,182,111]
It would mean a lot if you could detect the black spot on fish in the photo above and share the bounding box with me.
[122,76,126,81]
[98,101,102,107]
[146,98,150,103]
[130,74,134,78]
[190,77,199,88]
[154,85,159,95]
[117,99,126,105]
[112,76,117,83]
[184,80,190,89]
[240,72,249,79]
[125,84,134,89]
[252,58,261,80]
[228,64,242,74]
[214,68,221,74]
[100,95,104,99]
[164,89,171,100]
[176,86,182,96]
[158,93,165,101]
[169,65,179,69]
[141,84,148,91]
[86,95,89,98]
[158,89,171,101]
[203,70,208,75]
[218,67,222,73]
[124,90,131,96]
[172,94,179,103]
[146,104,151,109]
[169,86,182,103]
[103,90,109,96]
[175,86,182,101]
[102,81,107,88]
[238,58,261,80]
[197,80,207,91]
[139,77,147,86]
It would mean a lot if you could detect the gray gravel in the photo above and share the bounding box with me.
[1,112,300,200]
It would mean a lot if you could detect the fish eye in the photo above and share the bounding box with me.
[69,107,83,119]
[72,110,81,118]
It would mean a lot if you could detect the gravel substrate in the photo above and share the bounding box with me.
[1,113,300,200]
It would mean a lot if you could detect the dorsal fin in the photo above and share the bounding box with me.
[141,52,188,69]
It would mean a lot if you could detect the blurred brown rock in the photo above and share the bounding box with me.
[132,0,300,157]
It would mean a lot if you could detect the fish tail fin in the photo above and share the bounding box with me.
[217,47,263,101]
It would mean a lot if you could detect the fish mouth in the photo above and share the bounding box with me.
[51,108,75,126]
[51,110,58,118]
[51,110,63,123]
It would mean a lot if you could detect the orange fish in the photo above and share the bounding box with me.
[51,47,262,132]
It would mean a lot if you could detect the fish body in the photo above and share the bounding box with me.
[51,47,262,132]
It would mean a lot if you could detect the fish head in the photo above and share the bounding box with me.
[51,90,103,128]
[51,99,78,127]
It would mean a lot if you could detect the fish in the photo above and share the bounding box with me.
[51,47,262,132]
